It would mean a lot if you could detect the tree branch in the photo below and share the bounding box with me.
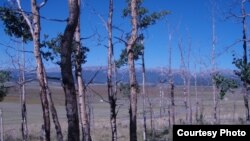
[16,0,34,37]
[115,104,122,117]
[114,36,128,46]
[16,78,36,85]
[88,4,108,31]
[80,33,97,40]
[37,0,48,9]
[226,6,250,20]
[21,10,68,22]
[6,7,67,23]
[216,39,242,57]
[0,42,33,53]
[85,67,102,88]
[87,86,110,103]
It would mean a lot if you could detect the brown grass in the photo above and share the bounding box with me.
[0,84,249,140]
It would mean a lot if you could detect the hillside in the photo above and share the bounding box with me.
[9,67,237,86]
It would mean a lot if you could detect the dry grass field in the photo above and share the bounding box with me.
[0,83,249,140]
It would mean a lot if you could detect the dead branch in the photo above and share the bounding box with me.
[88,4,108,31]
[216,39,242,57]
[114,36,128,46]
[80,33,97,40]
[85,67,102,88]
[0,42,33,53]
[37,0,48,9]
[87,86,110,103]
[16,79,36,85]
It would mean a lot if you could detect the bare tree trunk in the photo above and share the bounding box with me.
[0,109,3,141]
[74,1,92,140]
[152,111,156,138]
[183,78,188,123]
[107,0,118,140]
[87,92,93,133]
[16,1,64,140]
[141,44,147,141]
[20,38,28,141]
[159,87,162,118]
[178,40,188,123]
[43,69,63,141]
[159,68,164,118]
[80,45,91,138]
[168,104,171,127]
[20,73,28,141]
[170,82,175,124]
[186,34,192,124]
[243,84,250,121]
[241,0,250,121]
[187,78,192,124]
[145,91,153,137]
[34,25,51,141]
[168,30,175,125]
[30,1,51,140]
[60,0,80,140]
[149,101,153,135]
[187,60,191,124]
[127,0,138,140]
[194,69,199,123]
[75,71,90,141]
[35,28,51,141]
[210,0,218,124]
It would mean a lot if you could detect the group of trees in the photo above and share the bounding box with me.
[0,0,90,140]
[0,0,249,141]
[212,0,250,123]
[0,0,167,141]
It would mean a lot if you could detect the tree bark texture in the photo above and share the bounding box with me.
[127,0,138,140]
[168,31,175,125]
[20,38,28,141]
[17,0,64,140]
[60,0,80,140]
[43,69,63,141]
[74,1,92,139]
[211,1,218,123]
[241,0,250,121]
[31,0,50,140]
[141,48,147,141]
[107,0,118,141]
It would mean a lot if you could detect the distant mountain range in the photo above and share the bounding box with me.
[9,66,238,86]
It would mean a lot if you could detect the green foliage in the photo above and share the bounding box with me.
[41,34,89,66]
[123,0,148,17]
[115,43,144,68]
[0,7,32,42]
[72,41,89,65]
[117,0,169,67]
[138,11,169,29]
[122,0,169,29]
[213,74,238,100]
[0,70,11,102]
[40,34,62,64]
[233,57,250,87]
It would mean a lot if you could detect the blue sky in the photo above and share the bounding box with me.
[0,0,249,71]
